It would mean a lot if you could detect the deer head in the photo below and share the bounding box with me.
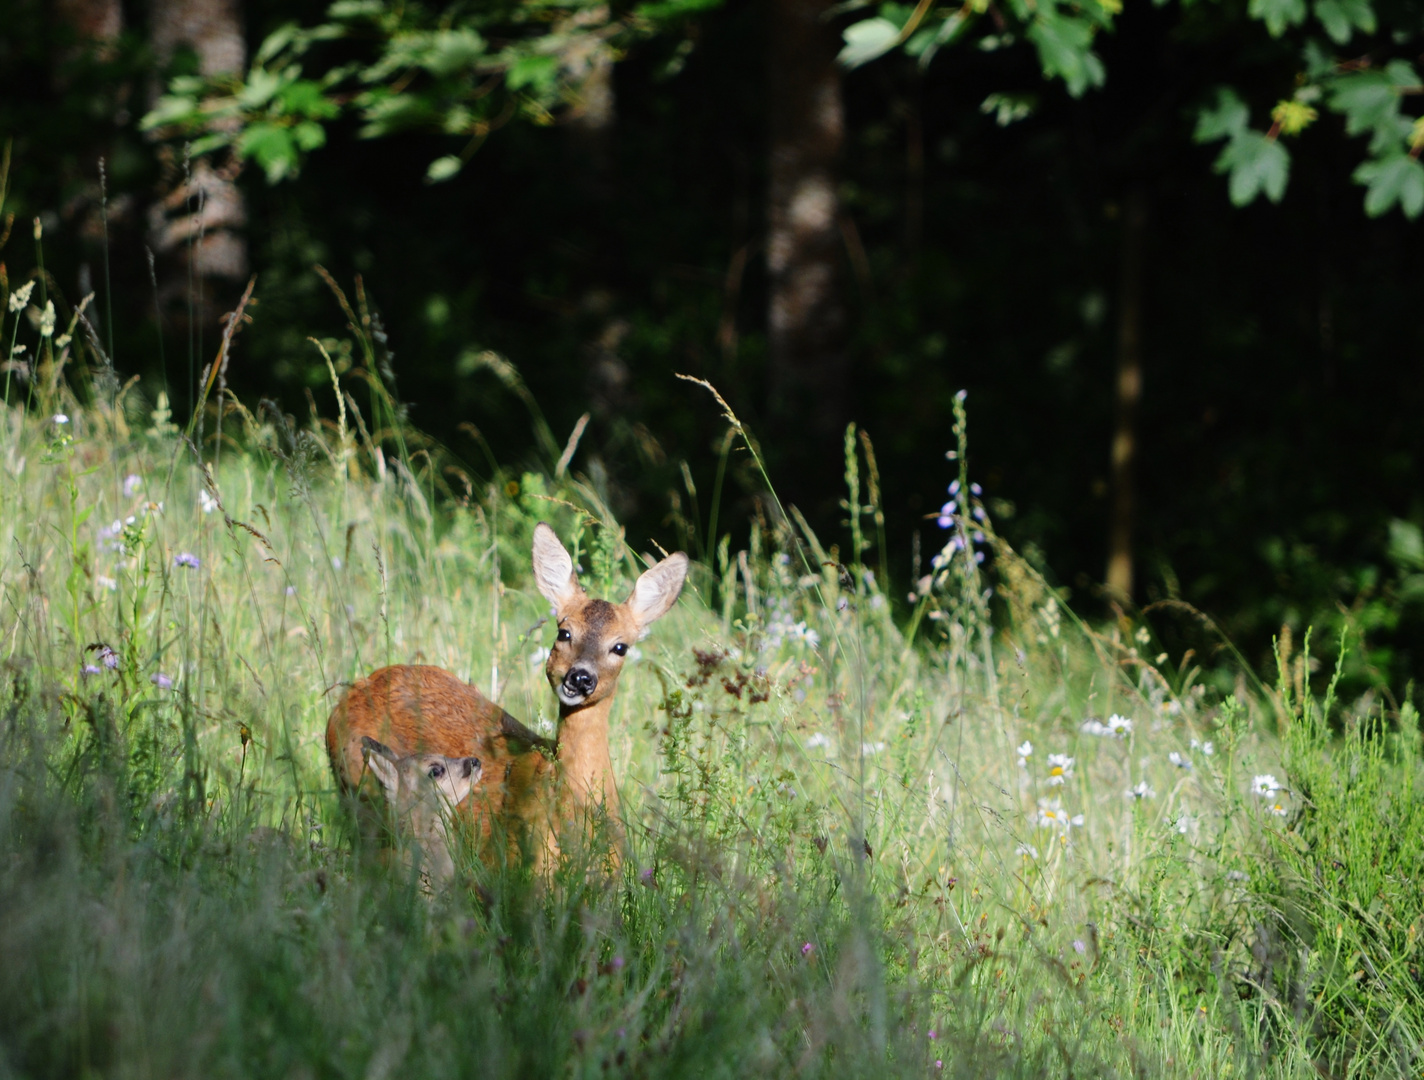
[531,522,688,715]
[361,735,482,883]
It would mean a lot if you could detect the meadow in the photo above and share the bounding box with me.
[0,307,1420,1078]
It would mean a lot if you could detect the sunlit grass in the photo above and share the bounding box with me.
[0,343,1419,1077]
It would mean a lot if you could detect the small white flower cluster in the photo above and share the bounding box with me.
[1081,714,1133,737]
[1016,740,1032,767]
[761,599,820,652]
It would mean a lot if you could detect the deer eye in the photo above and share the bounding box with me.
[557,628,572,643]
[611,643,628,657]
[428,763,446,780]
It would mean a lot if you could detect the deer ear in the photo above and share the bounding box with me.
[627,552,689,630]
[532,523,582,610]
[361,736,399,795]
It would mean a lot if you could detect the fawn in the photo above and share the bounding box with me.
[326,522,689,862]
[361,736,482,885]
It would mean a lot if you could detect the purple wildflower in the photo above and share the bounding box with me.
[174,552,200,570]
[151,673,173,689]
[801,942,814,957]
[81,664,101,677]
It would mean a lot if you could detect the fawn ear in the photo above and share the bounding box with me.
[443,757,482,805]
[532,523,582,611]
[627,552,689,630]
[361,736,399,795]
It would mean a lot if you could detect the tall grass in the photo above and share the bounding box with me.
[0,316,1420,1077]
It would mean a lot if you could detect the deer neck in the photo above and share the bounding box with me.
[556,693,617,811]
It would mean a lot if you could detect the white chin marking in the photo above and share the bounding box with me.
[557,687,587,707]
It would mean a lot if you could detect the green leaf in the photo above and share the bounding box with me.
[1388,519,1424,571]
[237,67,284,110]
[254,23,300,67]
[140,94,202,131]
[292,120,327,151]
[327,0,384,19]
[1248,0,1307,36]
[1027,12,1105,97]
[1353,153,1424,217]
[1330,72,1400,135]
[633,0,724,19]
[425,155,463,183]
[277,79,341,120]
[358,91,440,137]
[188,132,233,156]
[1194,88,1250,143]
[421,28,487,78]
[1215,131,1291,205]
[1313,0,1375,43]
[839,17,902,68]
[506,54,559,94]
[915,12,969,69]
[237,123,298,183]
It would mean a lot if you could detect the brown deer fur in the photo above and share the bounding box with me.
[326,522,688,860]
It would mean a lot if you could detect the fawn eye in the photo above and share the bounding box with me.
[611,643,628,657]
[428,763,446,780]
[557,628,572,643]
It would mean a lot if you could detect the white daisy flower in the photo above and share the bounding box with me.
[1046,753,1075,785]
[1080,718,1109,736]
[1126,781,1155,800]
[1014,842,1039,859]
[1107,714,1133,736]
[1016,740,1033,768]
[1037,798,1085,832]
[1252,774,1280,797]
[1168,751,1192,770]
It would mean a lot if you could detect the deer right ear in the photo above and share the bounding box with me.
[532,523,582,610]
[361,736,399,795]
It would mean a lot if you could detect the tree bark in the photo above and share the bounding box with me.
[147,0,249,331]
[55,0,122,47]
[766,0,847,475]
[1105,188,1147,604]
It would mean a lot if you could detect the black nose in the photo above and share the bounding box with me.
[565,667,597,696]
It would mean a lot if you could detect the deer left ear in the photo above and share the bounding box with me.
[361,736,400,795]
[627,552,689,629]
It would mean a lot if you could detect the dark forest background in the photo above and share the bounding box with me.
[5,0,1424,700]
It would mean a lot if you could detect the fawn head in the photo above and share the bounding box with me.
[361,736,482,871]
[532,522,688,712]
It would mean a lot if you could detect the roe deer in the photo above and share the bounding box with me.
[361,736,482,885]
[326,522,689,862]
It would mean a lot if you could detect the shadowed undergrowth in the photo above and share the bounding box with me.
[0,361,1420,1077]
